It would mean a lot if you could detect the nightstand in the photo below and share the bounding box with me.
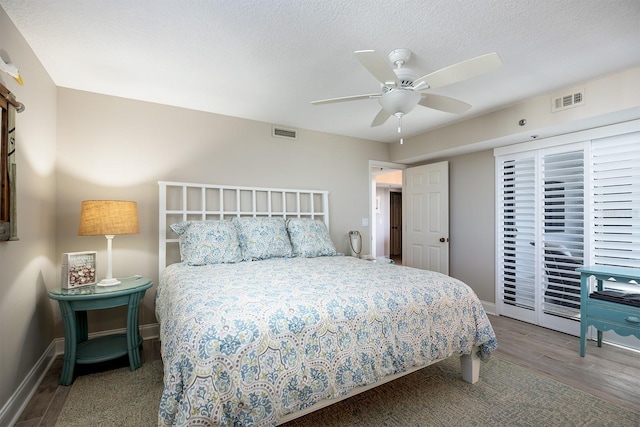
[577,265,640,357]
[48,276,153,385]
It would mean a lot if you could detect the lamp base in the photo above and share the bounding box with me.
[97,278,121,287]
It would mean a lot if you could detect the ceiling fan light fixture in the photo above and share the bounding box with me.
[379,89,421,116]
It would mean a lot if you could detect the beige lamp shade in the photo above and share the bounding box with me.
[78,200,139,286]
[78,200,139,236]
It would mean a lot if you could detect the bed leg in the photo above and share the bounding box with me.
[460,348,480,384]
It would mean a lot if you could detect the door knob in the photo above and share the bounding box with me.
[439,237,449,243]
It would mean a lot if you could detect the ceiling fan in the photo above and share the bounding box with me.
[311,49,502,143]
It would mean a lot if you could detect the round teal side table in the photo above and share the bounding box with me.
[48,276,153,385]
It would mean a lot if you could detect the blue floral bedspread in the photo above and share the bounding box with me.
[155,256,497,426]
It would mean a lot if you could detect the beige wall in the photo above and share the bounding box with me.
[448,150,495,303]
[55,88,390,336]
[0,7,58,419]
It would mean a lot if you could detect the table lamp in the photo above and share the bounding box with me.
[78,200,139,286]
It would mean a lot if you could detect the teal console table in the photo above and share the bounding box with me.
[49,277,153,385]
[577,265,640,357]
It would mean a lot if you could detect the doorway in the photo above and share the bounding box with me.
[390,191,402,263]
[369,160,450,272]
[371,164,403,263]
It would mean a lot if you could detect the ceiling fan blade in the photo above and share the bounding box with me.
[370,109,391,127]
[355,50,400,87]
[413,52,502,89]
[311,93,381,105]
[419,93,471,114]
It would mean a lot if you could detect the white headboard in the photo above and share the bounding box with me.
[158,181,330,277]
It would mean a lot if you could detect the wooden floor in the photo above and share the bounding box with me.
[15,315,640,426]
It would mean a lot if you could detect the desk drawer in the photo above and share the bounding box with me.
[586,299,640,330]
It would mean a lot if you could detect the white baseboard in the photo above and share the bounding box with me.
[1,323,160,427]
[0,341,58,427]
[481,300,497,316]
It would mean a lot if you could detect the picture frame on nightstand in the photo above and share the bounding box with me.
[61,251,97,288]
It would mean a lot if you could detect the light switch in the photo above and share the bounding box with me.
[361,218,369,227]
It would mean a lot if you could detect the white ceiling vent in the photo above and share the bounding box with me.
[272,125,297,140]
[551,87,586,112]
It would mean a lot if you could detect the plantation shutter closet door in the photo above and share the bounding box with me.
[495,120,640,351]
[496,144,585,336]
[590,131,640,351]
[591,131,640,270]
[496,152,538,325]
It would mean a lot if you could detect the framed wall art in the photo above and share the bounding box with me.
[0,81,24,241]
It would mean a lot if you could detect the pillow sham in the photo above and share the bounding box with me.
[232,217,293,261]
[286,218,337,258]
[170,220,242,265]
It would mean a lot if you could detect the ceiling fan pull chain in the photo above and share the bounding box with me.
[398,114,404,144]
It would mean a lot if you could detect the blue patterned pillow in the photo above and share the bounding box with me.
[232,217,293,261]
[170,220,242,265]
[286,218,337,257]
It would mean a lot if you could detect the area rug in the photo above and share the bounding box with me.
[55,356,639,427]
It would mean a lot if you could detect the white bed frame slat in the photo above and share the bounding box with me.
[158,181,330,278]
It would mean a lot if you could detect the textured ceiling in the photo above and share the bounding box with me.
[1,0,639,143]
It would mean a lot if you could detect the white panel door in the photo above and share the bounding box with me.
[403,161,449,274]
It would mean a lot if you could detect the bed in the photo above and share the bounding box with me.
[156,181,498,426]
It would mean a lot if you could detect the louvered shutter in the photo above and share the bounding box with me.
[591,131,640,268]
[541,149,584,316]
[497,155,536,310]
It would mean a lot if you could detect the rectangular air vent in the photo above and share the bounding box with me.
[272,126,297,139]
[551,87,586,112]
